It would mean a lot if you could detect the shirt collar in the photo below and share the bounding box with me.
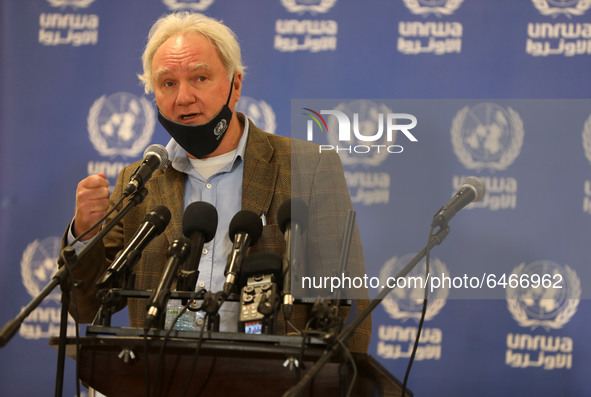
[166,112,250,175]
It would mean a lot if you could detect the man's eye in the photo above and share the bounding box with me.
[196,76,207,82]
[164,81,175,88]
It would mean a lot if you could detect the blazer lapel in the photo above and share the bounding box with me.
[150,165,185,246]
[242,124,278,216]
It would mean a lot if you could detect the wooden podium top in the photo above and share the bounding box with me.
[51,327,411,397]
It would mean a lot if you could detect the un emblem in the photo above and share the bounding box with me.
[379,254,448,322]
[402,0,465,16]
[581,113,591,166]
[506,260,580,330]
[451,103,524,172]
[47,0,94,7]
[531,0,591,17]
[21,237,62,302]
[280,0,337,14]
[325,100,392,167]
[87,92,155,157]
[162,0,215,11]
[236,96,277,134]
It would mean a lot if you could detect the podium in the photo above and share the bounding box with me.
[51,326,412,397]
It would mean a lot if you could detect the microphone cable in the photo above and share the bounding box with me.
[59,193,130,397]
[68,191,128,246]
[399,224,437,397]
[299,322,357,397]
[150,290,202,397]
[180,311,209,397]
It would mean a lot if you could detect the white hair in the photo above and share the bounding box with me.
[138,12,245,94]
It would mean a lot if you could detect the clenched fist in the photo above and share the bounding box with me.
[73,173,110,240]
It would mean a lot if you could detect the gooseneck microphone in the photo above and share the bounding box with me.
[432,176,486,227]
[177,201,218,292]
[144,237,191,330]
[223,210,263,296]
[96,206,171,288]
[277,198,308,321]
[123,144,169,197]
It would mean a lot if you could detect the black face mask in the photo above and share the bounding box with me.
[158,76,235,159]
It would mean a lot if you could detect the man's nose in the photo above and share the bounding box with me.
[175,81,197,106]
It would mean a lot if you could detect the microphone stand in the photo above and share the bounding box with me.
[282,225,450,397]
[0,187,148,397]
[308,210,356,344]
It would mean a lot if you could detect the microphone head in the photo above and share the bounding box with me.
[144,206,171,234]
[182,201,218,243]
[462,176,486,202]
[229,210,263,245]
[144,144,169,169]
[277,198,308,234]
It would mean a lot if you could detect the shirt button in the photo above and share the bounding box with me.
[199,281,205,288]
[202,248,208,255]
[206,183,212,189]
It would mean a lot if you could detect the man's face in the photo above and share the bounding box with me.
[151,32,239,124]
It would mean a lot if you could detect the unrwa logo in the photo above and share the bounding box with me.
[451,102,524,172]
[506,260,580,331]
[21,237,63,302]
[88,92,155,157]
[302,101,418,166]
[402,0,465,16]
[379,254,449,322]
[162,0,215,11]
[531,0,591,17]
[47,0,95,7]
[280,0,338,14]
[237,96,277,134]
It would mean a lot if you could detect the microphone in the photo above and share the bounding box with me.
[96,206,171,288]
[223,210,263,296]
[432,176,485,227]
[238,253,282,334]
[177,201,218,292]
[145,237,191,330]
[277,198,308,321]
[123,144,169,196]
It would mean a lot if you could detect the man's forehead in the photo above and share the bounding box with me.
[152,33,221,71]
[153,62,211,79]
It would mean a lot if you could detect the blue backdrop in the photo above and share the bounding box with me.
[1,1,591,396]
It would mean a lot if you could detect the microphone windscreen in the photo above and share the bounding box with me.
[462,176,486,202]
[182,201,218,242]
[144,144,169,169]
[229,210,263,245]
[278,198,308,233]
[144,206,171,234]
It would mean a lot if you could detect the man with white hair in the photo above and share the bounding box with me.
[65,12,371,353]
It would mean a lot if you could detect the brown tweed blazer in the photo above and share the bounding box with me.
[65,121,371,352]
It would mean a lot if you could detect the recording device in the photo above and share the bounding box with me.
[123,144,169,197]
[144,237,191,330]
[96,206,171,289]
[431,176,485,227]
[223,210,263,296]
[238,253,282,335]
[277,198,308,321]
[177,201,218,293]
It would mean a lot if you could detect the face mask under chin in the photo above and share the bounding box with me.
[157,75,236,159]
[157,104,234,159]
